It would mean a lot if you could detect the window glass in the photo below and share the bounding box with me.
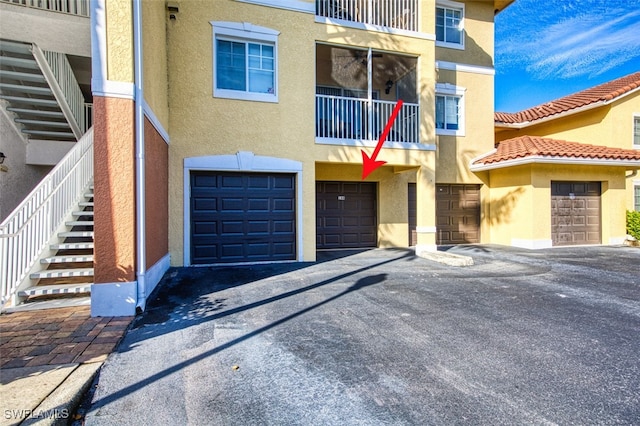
[634,117,640,146]
[436,95,460,130]
[635,186,640,211]
[436,5,463,45]
[216,39,275,95]
[216,40,246,91]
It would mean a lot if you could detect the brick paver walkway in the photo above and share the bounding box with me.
[0,306,133,369]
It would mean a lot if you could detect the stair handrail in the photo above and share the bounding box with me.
[31,44,86,138]
[0,127,93,310]
[0,0,89,17]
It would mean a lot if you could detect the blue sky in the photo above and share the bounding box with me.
[494,0,640,113]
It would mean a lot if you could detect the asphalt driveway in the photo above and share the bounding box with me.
[85,245,640,425]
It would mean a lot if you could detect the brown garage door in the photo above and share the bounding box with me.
[316,181,377,249]
[190,171,296,264]
[551,181,601,246]
[408,183,417,246]
[436,184,480,245]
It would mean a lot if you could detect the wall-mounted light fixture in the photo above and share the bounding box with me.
[0,152,6,164]
[167,3,179,20]
[385,79,394,95]
[0,152,7,172]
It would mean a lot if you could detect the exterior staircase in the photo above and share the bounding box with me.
[17,184,94,305]
[0,38,88,146]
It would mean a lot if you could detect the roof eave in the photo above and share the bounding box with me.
[470,156,640,172]
[494,0,515,14]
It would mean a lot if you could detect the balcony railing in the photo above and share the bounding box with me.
[316,0,418,32]
[0,0,89,16]
[316,94,419,144]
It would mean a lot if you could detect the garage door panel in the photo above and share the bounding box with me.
[191,172,296,264]
[317,181,377,249]
[436,184,480,244]
[551,181,600,246]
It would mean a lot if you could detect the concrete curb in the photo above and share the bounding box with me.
[416,249,474,266]
[20,362,102,426]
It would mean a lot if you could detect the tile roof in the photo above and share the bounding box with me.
[495,71,640,124]
[473,135,640,167]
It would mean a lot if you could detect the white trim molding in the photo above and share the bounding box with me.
[315,138,436,151]
[435,0,465,50]
[211,21,280,103]
[436,60,495,76]
[145,253,171,300]
[143,98,170,144]
[435,82,466,137]
[470,156,640,172]
[235,0,314,13]
[315,16,435,41]
[183,152,304,266]
[92,80,135,100]
[91,281,137,317]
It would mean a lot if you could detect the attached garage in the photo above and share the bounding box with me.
[190,171,296,264]
[316,181,377,249]
[436,184,480,245]
[551,181,601,246]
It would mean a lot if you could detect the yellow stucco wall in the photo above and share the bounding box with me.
[142,0,170,131]
[434,0,495,68]
[105,0,133,83]
[436,68,495,183]
[484,164,629,246]
[165,0,445,265]
[495,91,640,212]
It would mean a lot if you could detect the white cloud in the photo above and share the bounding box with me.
[496,0,640,79]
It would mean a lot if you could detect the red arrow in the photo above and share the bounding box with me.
[361,99,404,180]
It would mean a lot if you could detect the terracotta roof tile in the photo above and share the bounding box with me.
[473,135,640,166]
[495,71,640,124]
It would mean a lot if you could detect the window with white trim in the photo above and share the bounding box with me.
[211,21,279,103]
[436,0,464,49]
[634,115,640,147]
[634,185,640,211]
[436,83,465,136]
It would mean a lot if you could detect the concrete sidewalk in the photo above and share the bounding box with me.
[0,306,133,426]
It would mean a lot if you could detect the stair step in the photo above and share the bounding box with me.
[21,129,75,138]
[18,283,92,297]
[72,211,94,217]
[78,201,94,207]
[83,193,94,199]
[15,118,70,128]
[0,82,52,95]
[0,56,38,69]
[1,297,91,313]
[41,255,94,264]
[0,69,46,83]
[51,242,94,250]
[0,95,58,106]
[58,231,94,238]
[65,220,94,227]
[6,108,65,118]
[30,268,94,279]
[0,40,33,54]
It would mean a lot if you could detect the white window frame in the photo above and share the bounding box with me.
[436,0,465,50]
[634,183,640,212]
[633,113,640,148]
[435,83,465,136]
[211,21,280,103]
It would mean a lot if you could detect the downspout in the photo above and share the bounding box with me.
[133,0,146,312]
[626,170,638,179]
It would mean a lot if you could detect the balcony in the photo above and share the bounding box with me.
[316,44,420,146]
[316,0,418,32]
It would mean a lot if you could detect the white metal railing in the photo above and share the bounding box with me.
[0,0,89,16]
[316,0,418,32]
[316,94,419,143]
[0,127,93,310]
[38,48,87,137]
